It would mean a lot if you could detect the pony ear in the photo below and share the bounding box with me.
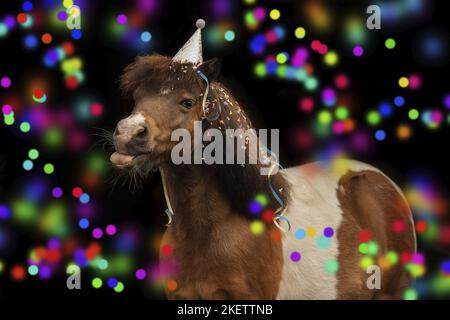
[198,58,221,81]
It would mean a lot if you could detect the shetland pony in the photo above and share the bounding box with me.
[110,54,416,299]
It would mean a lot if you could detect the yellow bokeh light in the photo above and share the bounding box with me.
[306,227,316,238]
[324,51,339,66]
[399,77,409,88]
[63,0,74,9]
[295,27,306,39]
[250,220,265,235]
[269,9,281,20]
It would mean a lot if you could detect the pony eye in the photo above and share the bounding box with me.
[180,99,195,109]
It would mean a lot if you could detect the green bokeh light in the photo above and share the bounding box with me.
[43,163,55,174]
[254,63,267,78]
[39,202,70,237]
[408,109,419,120]
[318,110,332,124]
[92,277,103,289]
[43,127,65,149]
[403,288,417,300]
[366,111,381,126]
[114,281,125,293]
[385,38,396,49]
[20,121,31,133]
[12,199,38,223]
[335,106,349,120]
[28,149,39,160]
[305,77,318,91]
[324,259,339,274]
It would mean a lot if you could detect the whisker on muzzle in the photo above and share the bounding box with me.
[90,127,115,152]
[106,158,152,194]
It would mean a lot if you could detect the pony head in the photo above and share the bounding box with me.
[111,54,221,174]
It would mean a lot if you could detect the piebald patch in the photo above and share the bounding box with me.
[277,162,343,299]
[336,168,415,299]
[276,160,415,299]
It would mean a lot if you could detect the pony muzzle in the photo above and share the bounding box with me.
[111,113,151,168]
[110,152,135,168]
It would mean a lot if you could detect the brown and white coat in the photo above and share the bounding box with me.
[159,160,416,300]
[111,54,416,300]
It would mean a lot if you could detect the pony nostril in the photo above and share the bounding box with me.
[136,126,148,139]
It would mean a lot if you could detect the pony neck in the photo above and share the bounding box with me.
[159,163,232,239]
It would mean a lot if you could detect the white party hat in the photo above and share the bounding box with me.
[172,19,205,66]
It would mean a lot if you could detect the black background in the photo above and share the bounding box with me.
[0,0,449,300]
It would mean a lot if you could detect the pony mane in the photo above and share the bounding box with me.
[120,54,204,98]
[206,82,291,217]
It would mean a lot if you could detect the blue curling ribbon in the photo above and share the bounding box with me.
[196,70,210,118]
[160,168,175,227]
[265,148,291,232]
[165,208,173,226]
[197,70,221,121]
